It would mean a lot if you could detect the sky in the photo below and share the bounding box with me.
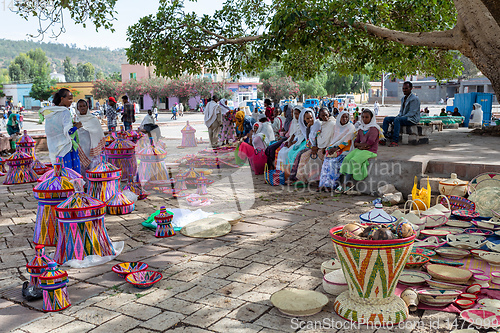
[0,0,219,49]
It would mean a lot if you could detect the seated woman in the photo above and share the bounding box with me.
[286,108,315,170]
[6,111,20,136]
[318,110,356,192]
[295,108,336,184]
[75,99,105,176]
[340,109,380,182]
[265,104,294,169]
[43,88,82,173]
[140,109,162,141]
[220,106,236,145]
[271,107,286,139]
[235,110,256,140]
[238,116,275,175]
[439,108,448,117]
[275,107,303,171]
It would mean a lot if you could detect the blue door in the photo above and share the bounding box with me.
[475,93,493,126]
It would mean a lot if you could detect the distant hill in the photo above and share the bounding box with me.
[0,39,127,75]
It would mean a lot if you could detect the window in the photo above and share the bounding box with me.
[129,73,137,79]
[429,86,436,89]
[413,86,422,89]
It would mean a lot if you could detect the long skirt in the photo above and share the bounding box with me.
[220,118,235,142]
[276,146,290,171]
[286,141,307,167]
[296,150,326,183]
[340,149,377,181]
[319,154,346,189]
[238,142,267,175]
[265,138,286,169]
[288,148,310,182]
[62,148,81,174]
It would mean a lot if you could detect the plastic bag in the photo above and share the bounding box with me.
[22,281,43,301]
[411,176,430,210]
[62,241,124,268]
[122,189,139,203]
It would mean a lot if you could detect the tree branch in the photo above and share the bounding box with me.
[332,19,459,51]
[185,27,263,52]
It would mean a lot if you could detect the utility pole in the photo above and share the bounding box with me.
[381,72,392,106]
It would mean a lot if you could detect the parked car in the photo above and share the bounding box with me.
[303,98,320,110]
[335,94,357,112]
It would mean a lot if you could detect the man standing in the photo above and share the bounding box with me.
[106,97,118,132]
[178,102,184,117]
[382,81,420,147]
[204,95,222,148]
[121,96,136,131]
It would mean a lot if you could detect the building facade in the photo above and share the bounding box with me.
[1,83,41,109]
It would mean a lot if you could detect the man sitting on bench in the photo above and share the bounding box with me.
[382,81,421,147]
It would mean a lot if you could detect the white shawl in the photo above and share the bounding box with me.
[357,109,381,132]
[204,101,220,127]
[298,108,318,144]
[42,106,74,164]
[470,103,483,124]
[329,110,356,150]
[316,117,336,148]
[77,111,105,158]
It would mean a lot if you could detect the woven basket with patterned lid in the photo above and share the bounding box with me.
[16,130,36,148]
[55,181,106,220]
[125,128,143,142]
[38,157,82,182]
[137,138,167,161]
[106,192,135,215]
[155,206,174,223]
[6,150,33,166]
[105,131,117,146]
[26,245,52,274]
[105,136,135,154]
[39,262,69,285]
[86,156,121,180]
[34,164,75,199]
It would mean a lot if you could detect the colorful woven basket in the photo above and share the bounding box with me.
[105,132,117,147]
[155,206,175,238]
[125,270,162,289]
[467,172,500,195]
[123,176,149,200]
[440,195,476,211]
[112,262,149,278]
[86,157,121,202]
[38,157,83,183]
[16,130,36,156]
[33,164,75,247]
[26,245,52,287]
[39,262,71,312]
[137,138,169,183]
[105,131,137,181]
[264,164,285,186]
[330,225,415,326]
[3,149,38,184]
[106,192,135,215]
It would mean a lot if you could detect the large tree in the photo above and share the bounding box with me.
[143,77,168,108]
[92,79,122,101]
[123,0,500,99]
[77,62,96,82]
[63,56,79,82]
[9,48,50,83]
[261,76,300,102]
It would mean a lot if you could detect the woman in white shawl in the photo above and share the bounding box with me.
[238,116,275,175]
[271,106,286,138]
[43,88,82,173]
[75,99,105,174]
[469,103,483,128]
[275,106,302,171]
[295,108,336,183]
[318,110,356,191]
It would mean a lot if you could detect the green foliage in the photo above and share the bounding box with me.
[213,81,233,100]
[325,72,370,96]
[77,62,95,82]
[107,72,122,82]
[8,48,50,83]
[63,56,79,82]
[0,39,126,75]
[30,69,56,101]
[126,0,462,82]
[193,77,214,99]
[96,70,105,80]
[261,76,300,102]
[297,73,327,98]
[122,79,143,102]
[92,79,121,100]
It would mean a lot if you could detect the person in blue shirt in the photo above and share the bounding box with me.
[382,81,421,147]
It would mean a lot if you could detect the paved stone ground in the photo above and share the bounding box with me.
[0,143,475,332]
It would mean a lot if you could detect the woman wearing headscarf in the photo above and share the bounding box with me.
[318,110,356,192]
[43,88,82,173]
[234,110,256,139]
[6,110,20,136]
[283,104,294,133]
[75,99,105,175]
[296,108,336,183]
[340,109,381,182]
[285,108,314,169]
[271,107,286,139]
[469,103,483,128]
[219,100,236,145]
[238,115,275,175]
[275,106,302,171]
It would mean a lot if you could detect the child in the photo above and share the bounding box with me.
[171,104,177,120]
[340,109,380,183]
[19,113,23,129]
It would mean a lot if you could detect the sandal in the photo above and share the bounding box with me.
[388,142,399,147]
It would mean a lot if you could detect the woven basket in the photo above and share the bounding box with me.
[330,225,415,325]
[440,196,476,211]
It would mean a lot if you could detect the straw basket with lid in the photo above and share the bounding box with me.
[105,127,137,181]
[86,156,122,202]
[178,121,197,148]
[3,148,38,185]
[155,206,175,238]
[196,174,210,195]
[33,164,75,247]
[105,131,117,147]
[39,262,71,312]
[439,173,468,197]
[38,156,82,183]
[16,130,50,175]
[106,192,135,215]
[330,225,416,326]
[125,127,143,143]
[53,179,116,264]
[137,137,169,183]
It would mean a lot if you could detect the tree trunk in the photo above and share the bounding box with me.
[454,0,500,101]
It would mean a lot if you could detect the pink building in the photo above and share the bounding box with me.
[121,64,155,83]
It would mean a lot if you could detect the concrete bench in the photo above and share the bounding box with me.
[387,123,433,145]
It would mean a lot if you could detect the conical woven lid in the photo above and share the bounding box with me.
[137,143,167,160]
[105,137,135,151]
[181,121,196,133]
[6,150,32,165]
[106,192,134,207]
[154,206,174,223]
[39,262,68,282]
[56,191,106,217]
[33,166,74,198]
[16,130,36,147]
[37,164,83,183]
[86,156,121,179]
[360,203,398,224]
[26,245,51,272]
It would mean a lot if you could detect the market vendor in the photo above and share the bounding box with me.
[451,107,461,117]
[439,108,448,117]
